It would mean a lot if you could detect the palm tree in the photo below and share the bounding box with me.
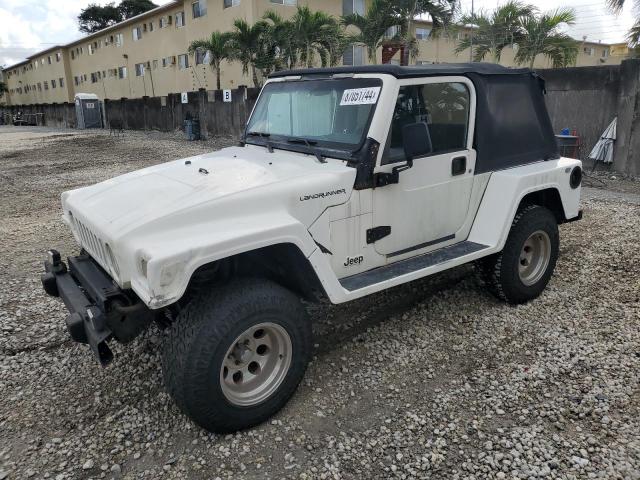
[514,8,578,68]
[229,19,267,87]
[318,22,350,66]
[455,1,535,62]
[342,0,397,63]
[262,11,297,70]
[289,6,341,68]
[188,32,233,90]
[607,0,640,46]
[391,0,458,65]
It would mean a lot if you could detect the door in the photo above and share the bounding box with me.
[82,100,103,129]
[372,77,476,257]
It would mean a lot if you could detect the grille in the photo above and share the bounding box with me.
[70,214,119,279]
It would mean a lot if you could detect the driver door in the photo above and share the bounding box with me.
[372,77,477,258]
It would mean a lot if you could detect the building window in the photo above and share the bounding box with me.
[223,0,240,8]
[37,82,42,91]
[415,28,431,40]
[47,56,52,64]
[56,52,61,62]
[195,48,208,65]
[270,0,296,5]
[91,72,98,83]
[59,77,64,88]
[602,49,609,58]
[71,50,75,60]
[88,43,95,55]
[135,63,145,76]
[133,26,142,41]
[176,11,185,27]
[343,44,364,66]
[160,16,170,28]
[44,81,49,90]
[178,54,189,70]
[162,56,175,67]
[149,21,154,31]
[583,46,594,56]
[118,66,127,79]
[52,79,57,88]
[343,0,364,15]
[115,33,124,47]
[192,0,207,17]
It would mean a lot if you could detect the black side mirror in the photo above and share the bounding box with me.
[402,122,433,161]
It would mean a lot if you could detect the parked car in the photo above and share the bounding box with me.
[41,63,582,433]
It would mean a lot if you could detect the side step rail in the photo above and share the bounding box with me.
[339,241,490,292]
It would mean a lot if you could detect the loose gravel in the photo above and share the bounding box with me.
[1,126,639,479]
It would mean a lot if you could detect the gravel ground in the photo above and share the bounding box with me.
[1,125,639,480]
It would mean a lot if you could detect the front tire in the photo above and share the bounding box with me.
[480,205,559,304]
[161,278,311,433]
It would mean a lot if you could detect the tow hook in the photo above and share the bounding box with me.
[41,249,65,297]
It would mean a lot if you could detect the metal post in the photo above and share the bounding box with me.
[469,0,474,62]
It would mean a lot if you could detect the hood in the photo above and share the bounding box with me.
[62,145,356,239]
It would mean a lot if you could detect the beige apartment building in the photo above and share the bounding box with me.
[2,0,630,106]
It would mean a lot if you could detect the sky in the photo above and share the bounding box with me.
[0,0,636,68]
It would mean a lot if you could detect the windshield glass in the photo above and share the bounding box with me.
[245,78,382,151]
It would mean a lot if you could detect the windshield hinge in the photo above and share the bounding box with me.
[366,226,391,244]
[373,160,414,187]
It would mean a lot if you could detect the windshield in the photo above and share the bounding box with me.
[245,78,382,151]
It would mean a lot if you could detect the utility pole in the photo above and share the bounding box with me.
[469,0,474,62]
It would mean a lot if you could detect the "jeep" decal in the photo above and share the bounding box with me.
[343,255,364,267]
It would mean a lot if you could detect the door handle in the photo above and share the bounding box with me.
[452,156,467,176]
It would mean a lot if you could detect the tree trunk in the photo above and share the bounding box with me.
[402,22,412,66]
[216,68,221,91]
[252,65,260,88]
[529,56,535,69]
[369,45,377,64]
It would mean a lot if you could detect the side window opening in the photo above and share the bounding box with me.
[383,82,470,164]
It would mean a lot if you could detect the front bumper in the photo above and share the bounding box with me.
[41,250,152,365]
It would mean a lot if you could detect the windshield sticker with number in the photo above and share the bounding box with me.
[340,87,381,106]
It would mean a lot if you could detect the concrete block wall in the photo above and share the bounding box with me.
[538,59,640,176]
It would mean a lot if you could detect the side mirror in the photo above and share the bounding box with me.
[402,122,433,161]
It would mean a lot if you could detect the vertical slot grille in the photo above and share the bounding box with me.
[70,214,117,278]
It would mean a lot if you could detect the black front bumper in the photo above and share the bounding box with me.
[42,250,152,365]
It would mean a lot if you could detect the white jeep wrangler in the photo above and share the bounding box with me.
[42,64,582,432]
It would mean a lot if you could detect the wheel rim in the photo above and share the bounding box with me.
[518,230,551,286]
[220,322,292,407]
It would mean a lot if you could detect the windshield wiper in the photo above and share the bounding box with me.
[286,138,326,163]
[245,131,275,153]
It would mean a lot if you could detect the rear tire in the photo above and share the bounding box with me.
[480,205,559,304]
[161,278,311,433]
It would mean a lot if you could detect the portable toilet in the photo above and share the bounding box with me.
[74,93,103,129]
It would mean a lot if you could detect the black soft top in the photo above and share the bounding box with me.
[270,63,559,173]
[269,63,530,78]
